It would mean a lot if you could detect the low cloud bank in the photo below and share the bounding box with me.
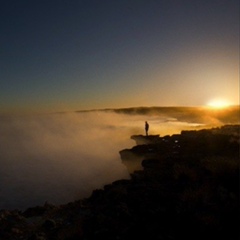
[0,112,132,210]
[0,107,237,210]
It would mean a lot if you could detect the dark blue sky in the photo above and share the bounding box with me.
[0,0,239,113]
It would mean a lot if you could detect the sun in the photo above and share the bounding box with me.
[207,99,231,109]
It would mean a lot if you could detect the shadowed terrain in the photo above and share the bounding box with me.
[0,124,239,240]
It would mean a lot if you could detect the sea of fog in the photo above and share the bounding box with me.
[0,109,235,210]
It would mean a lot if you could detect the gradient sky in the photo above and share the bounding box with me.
[0,0,239,113]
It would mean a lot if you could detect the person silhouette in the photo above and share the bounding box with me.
[145,121,149,136]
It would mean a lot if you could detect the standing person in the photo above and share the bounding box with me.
[145,121,149,136]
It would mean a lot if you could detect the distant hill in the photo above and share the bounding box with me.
[76,106,240,125]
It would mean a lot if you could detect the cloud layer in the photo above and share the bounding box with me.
[0,112,133,210]
[0,107,238,210]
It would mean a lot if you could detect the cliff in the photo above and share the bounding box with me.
[0,125,239,240]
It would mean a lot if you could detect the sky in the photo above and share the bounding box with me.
[0,0,239,114]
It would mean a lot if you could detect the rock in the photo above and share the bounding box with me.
[23,206,47,218]
[42,219,56,230]
[28,233,46,240]
[141,158,161,169]
[131,135,160,145]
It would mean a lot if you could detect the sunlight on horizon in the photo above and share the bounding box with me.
[206,99,232,109]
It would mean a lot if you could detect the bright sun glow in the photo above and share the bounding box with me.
[207,99,231,109]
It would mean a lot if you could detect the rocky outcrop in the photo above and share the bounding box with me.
[120,125,239,173]
[130,134,161,145]
[0,125,239,240]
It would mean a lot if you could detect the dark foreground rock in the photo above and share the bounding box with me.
[0,125,239,240]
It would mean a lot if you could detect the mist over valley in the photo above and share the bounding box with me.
[0,106,238,210]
